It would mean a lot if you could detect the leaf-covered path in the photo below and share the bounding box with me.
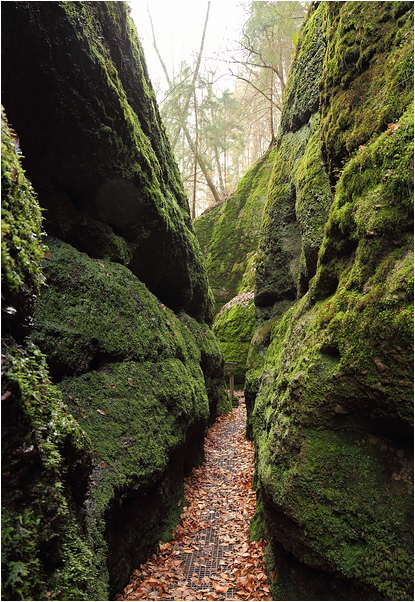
[116,395,272,601]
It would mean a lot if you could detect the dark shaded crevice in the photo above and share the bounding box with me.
[261,492,383,601]
[105,433,205,599]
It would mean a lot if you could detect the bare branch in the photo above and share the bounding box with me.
[228,70,282,111]
[146,3,171,85]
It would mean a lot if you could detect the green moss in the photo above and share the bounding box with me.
[176,311,229,419]
[315,103,413,303]
[255,128,307,306]
[2,2,213,322]
[212,295,256,384]
[247,3,414,598]
[249,494,267,542]
[32,238,196,374]
[1,337,96,602]
[2,109,97,601]
[1,112,45,327]
[281,7,326,132]
[320,1,414,175]
[55,347,210,597]
[254,6,331,305]
[30,237,227,596]
[293,114,332,295]
[1,3,225,599]
[258,426,413,600]
[194,146,277,311]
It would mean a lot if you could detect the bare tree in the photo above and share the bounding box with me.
[147,1,221,207]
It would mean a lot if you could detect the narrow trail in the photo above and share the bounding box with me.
[116,394,272,601]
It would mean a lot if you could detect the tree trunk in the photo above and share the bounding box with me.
[269,71,275,141]
[192,90,198,219]
[171,2,211,150]
[214,147,226,198]
[147,1,221,206]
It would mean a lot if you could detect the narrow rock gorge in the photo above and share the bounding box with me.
[2,1,413,601]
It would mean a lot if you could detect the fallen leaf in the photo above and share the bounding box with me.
[386,122,400,135]
[127,377,134,386]
[97,409,106,415]
[213,583,229,593]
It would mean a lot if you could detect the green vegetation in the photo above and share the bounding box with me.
[1,111,45,329]
[255,7,330,308]
[194,146,277,311]
[156,2,306,213]
[2,112,96,601]
[2,338,96,601]
[212,294,256,385]
[194,147,277,383]
[31,237,227,596]
[2,1,213,323]
[246,2,414,599]
[320,1,414,175]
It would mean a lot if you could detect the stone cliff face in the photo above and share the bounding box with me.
[246,2,413,600]
[1,2,227,600]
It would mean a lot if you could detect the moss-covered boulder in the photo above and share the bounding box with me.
[194,145,276,312]
[31,236,225,598]
[247,2,413,600]
[255,7,331,309]
[1,1,212,323]
[1,109,45,339]
[212,292,256,386]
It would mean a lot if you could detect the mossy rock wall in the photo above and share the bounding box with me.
[247,2,413,600]
[2,112,96,601]
[255,7,331,309]
[194,145,276,312]
[1,3,228,600]
[212,292,256,386]
[31,237,225,599]
[1,1,212,323]
[194,145,277,380]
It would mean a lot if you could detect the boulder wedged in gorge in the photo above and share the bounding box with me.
[194,146,277,383]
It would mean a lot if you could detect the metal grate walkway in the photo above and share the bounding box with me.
[117,395,271,601]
